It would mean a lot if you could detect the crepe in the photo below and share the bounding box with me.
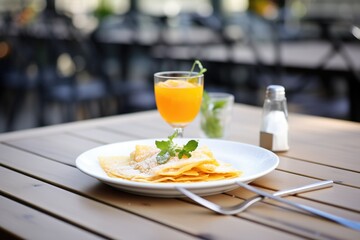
[99,145,241,183]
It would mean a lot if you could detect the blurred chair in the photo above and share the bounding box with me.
[38,12,154,124]
[224,7,334,106]
[34,12,111,125]
[222,10,291,104]
[0,14,40,131]
[90,12,156,114]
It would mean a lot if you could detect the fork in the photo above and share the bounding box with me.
[176,180,333,215]
[236,181,360,232]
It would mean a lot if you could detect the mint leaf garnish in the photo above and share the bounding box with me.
[155,130,199,164]
[155,140,171,151]
[183,140,198,152]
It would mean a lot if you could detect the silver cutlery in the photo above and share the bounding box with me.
[236,181,360,232]
[176,180,333,215]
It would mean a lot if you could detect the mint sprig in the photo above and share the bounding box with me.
[187,60,207,83]
[155,130,198,164]
[190,60,207,76]
[201,91,228,138]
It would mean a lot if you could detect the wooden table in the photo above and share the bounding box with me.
[1,104,359,239]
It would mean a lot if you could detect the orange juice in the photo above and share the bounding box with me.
[155,80,203,127]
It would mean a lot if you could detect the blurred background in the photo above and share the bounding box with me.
[1,0,360,132]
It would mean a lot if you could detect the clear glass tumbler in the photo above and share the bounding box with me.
[200,92,234,139]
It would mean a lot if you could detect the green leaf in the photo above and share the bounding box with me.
[200,90,229,138]
[178,150,184,159]
[155,132,199,164]
[155,140,170,151]
[201,115,224,138]
[213,100,227,110]
[178,149,191,159]
[203,90,210,102]
[201,91,210,113]
[158,149,168,156]
[169,149,176,157]
[177,140,198,159]
[183,140,198,152]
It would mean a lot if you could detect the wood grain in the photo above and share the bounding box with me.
[1,104,359,239]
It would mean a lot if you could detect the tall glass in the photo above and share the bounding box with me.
[154,71,204,137]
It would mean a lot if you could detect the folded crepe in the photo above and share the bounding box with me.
[99,145,241,183]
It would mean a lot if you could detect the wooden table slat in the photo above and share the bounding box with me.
[277,157,360,188]
[0,195,103,240]
[0,166,196,240]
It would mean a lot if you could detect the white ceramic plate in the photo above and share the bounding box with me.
[76,139,279,197]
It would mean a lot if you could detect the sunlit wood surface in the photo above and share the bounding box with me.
[0,104,359,239]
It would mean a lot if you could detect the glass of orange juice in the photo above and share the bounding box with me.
[154,71,204,137]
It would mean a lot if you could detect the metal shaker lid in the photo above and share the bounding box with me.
[266,85,286,100]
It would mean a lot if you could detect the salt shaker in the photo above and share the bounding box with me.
[260,85,289,152]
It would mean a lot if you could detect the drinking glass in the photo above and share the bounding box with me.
[200,92,234,139]
[154,71,204,137]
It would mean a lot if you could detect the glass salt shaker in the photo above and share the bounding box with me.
[260,85,289,152]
